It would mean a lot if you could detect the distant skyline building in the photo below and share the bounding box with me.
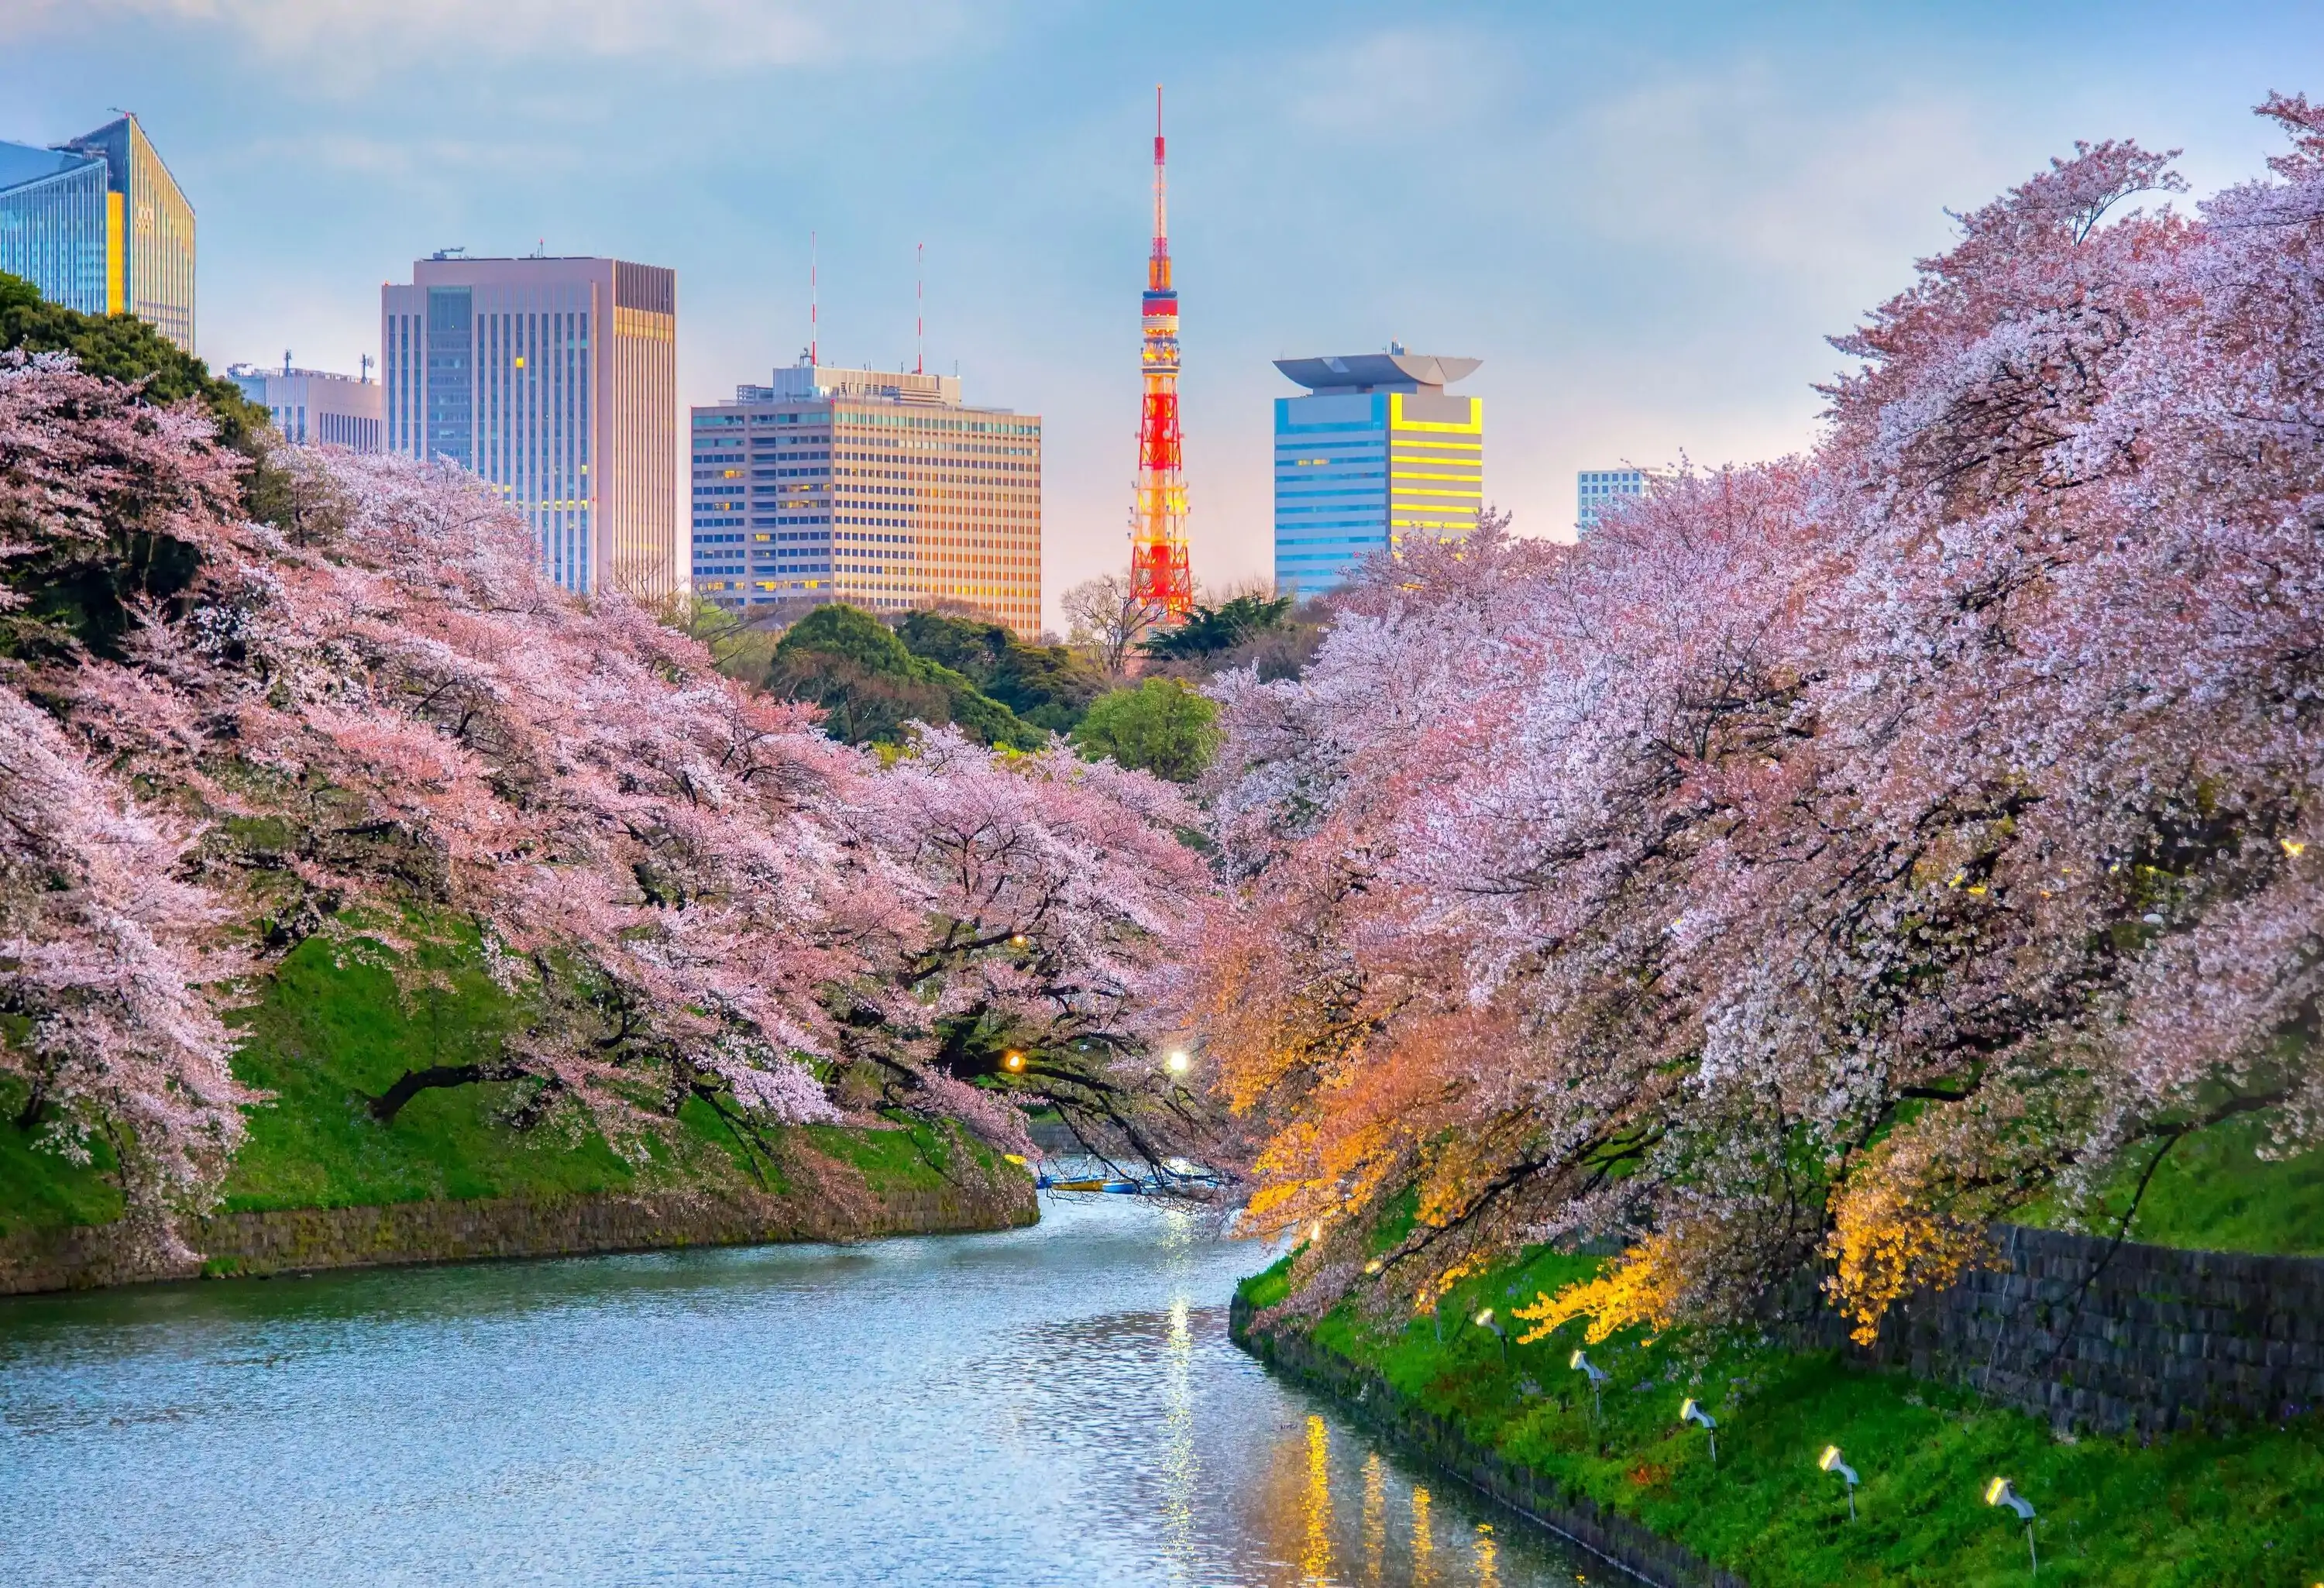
[1272,346,1483,596]
[228,359,383,452]
[381,254,678,599]
[0,113,195,351]
[690,357,1043,634]
[1576,467,1674,534]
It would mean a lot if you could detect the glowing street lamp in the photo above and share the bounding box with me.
[1679,1397,1717,1466]
[1820,1445,1860,1521]
[1002,1050,1026,1073]
[1571,1349,1609,1420]
[1473,1307,1511,1365]
[1165,1049,1191,1075]
[1985,1478,2038,1575]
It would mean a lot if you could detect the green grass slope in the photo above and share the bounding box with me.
[2014,1112,2324,1257]
[1242,1246,2324,1586]
[2,924,993,1241]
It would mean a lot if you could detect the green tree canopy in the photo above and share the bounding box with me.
[1136,593,1294,664]
[0,270,266,451]
[765,603,1047,751]
[1069,676,1222,782]
[892,608,1107,733]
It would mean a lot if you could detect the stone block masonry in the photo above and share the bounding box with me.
[0,1177,1038,1297]
[1783,1222,2324,1435]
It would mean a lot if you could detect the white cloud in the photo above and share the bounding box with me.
[4,0,973,72]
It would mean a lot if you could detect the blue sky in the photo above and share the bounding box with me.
[3,1,2315,628]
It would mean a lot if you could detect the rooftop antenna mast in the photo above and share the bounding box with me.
[915,242,924,376]
[810,232,819,368]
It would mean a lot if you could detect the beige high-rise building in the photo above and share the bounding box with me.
[381,254,677,599]
[692,359,1041,634]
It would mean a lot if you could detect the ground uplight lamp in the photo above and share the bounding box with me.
[1820,1445,1860,1521]
[1679,1397,1717,1466]
[1985,1477,2037,1575]
[1571,1349,1609,1419]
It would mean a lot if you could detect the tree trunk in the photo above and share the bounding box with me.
[369,1064,494,1122]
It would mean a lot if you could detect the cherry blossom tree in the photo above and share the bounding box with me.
[1,352,1216,1214]
[0,686,251,1249]
[1202,102,2324,1338]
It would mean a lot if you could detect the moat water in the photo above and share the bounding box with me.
[0,1194,1597,1585]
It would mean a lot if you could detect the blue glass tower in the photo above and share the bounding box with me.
[1273,349,1482,597]
[0,143,107,315]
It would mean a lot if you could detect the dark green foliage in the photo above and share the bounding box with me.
[1244,1246,2324,1586]
[892,608,1107,733]
[0,270,266,450]
[1070,676,1222,782]
[765,603,1047,750]
[1137,593,1294,662]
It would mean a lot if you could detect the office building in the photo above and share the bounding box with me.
[0,113,196,351]
[228,359,383,452]
[1576,467,1674,534]
[691,358,1043,634]
[382,254,678,599]
[1272,346,1482,596]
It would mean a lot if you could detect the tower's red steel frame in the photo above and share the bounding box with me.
[1129,86,1194,617]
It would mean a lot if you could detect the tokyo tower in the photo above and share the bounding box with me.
[1128,85,1195,617]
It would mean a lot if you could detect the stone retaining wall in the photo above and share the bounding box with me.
[1232,1295,1748,1588]
[0,1175,1038,1297]
[1784,1222,2324,1435]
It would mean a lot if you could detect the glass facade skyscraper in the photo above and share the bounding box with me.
[1272,349,1483,596]
[692,359,1043,634]
[0,114,195,351]
[383,256,679,600]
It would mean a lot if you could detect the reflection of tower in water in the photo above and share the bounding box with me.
[1302,1415,1332,1583]
[1363,1450,1386,1583]
[1158,1292,1196,1578]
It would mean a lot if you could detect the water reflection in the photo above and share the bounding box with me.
[0,1194,1594,1586]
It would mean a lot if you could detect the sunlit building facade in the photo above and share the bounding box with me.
[227,360,383,451]
[1272,348,1483,596]
[382,255,679,599]
[0,114,196,351]
[691,359,1043,634]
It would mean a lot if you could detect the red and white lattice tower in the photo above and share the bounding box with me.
[1128,85,1194,617]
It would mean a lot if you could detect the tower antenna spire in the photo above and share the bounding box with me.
[915,241,924,376]
[1127,83,1195,620]
[810,231,819,368]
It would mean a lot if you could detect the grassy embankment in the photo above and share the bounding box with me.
[0,922,991,1246]
[1239,1136,2324,1587]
